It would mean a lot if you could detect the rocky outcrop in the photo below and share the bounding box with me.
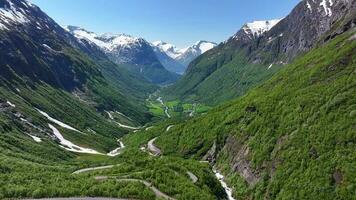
[166,0,356,105]
[221,136,261,186]
[202,140,217,163]
[227,0,356,64]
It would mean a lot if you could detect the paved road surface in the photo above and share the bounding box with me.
[117,179,176,200]
[187,171,198,183]
[72,165,115,174]
[147,137,161,156]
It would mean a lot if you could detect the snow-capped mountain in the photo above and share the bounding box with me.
[66,26,179,84]
[167,0,355,105]
[0,0,31,30]
[242,19,282,38]
[229,19,281,43]
[151,40,217,73]
[65,26,217,75]
[151,42,185,75]
[66,26,153,65]
[175,41,217,67]
[152,41,182,59]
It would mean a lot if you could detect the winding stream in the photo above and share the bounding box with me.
[213,168,236,200]
[157,97,171,118]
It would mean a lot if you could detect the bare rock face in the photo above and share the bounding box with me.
[202,140,217,163]
[255,0,356,63]
[227,0,356,64]
[0,0,100,91]
[169,0,355,106]
[222,136,261,186]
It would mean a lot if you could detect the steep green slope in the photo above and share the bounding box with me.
[121,62,180,86]
[0,0,156,125]
[68,26,180,85]
[164,45,283,105]
[74,39,158,115]
[155,31,356,199]
[0,110,226,199]
[164,0,355,106]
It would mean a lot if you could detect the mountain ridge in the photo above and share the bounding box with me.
[152,40,217,74]
[155,29,356,199]
[164,0,356,105]
[65,25,179,84]
[0,0,355,199]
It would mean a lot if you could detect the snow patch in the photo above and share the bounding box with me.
[306,1,313,12]
[107,139,125,157]
[152,40,216,60]
[67,26,143,52]
[243,19,282,37]
[6,101,15,107]
[152,41,182,58]
[48,124,102,155]
[36,109,83,133]
[0,1,30,26]
[320,0,333,16]
[69,27,112,50]
[195,41,216,53]
[26,133,41,143]
[106,111,114,120]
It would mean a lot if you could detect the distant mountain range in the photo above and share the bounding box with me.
[66,26,217,75]
[65,26,179,84]
[152,40,217,74]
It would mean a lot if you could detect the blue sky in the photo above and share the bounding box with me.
[30,0,300,48]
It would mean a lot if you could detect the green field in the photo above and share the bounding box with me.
[146,94,211,119]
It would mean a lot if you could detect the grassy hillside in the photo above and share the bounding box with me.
[153,31,356,199]
[0,115,226,199]
[163,44,283,105]
[163,0,356,107]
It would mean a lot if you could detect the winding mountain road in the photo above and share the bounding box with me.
[166,125,174,132]
[72,165,116,174]
[147,137,161,156]
[187,171,198,183]
[71,164,176,200]
[117,179,176,200]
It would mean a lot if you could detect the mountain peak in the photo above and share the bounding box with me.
[100,32,137,41]
[192,40,217,53]
[66,25,146,51]
[242,19,282,38]
[152,41,180,58]
[65,25,89,33]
